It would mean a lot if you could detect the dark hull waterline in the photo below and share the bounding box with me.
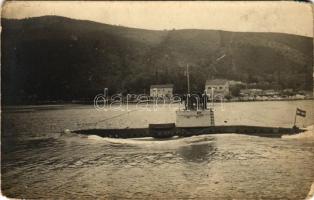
[72,125,304,139]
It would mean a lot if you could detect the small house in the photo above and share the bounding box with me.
[150,84,174,98]
[205,79,230,96]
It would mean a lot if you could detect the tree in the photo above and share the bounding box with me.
[230,85,241,97]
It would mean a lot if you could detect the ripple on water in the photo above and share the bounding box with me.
[2,102,314,199]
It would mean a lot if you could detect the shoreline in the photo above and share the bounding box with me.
[2,98,313,108]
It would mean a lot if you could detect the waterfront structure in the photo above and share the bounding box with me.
[205,79,230,97]
[240,89,263,96]
[263,89,280,96]
[150,84,174,97]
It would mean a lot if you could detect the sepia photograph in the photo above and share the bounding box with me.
[1,1,314,199]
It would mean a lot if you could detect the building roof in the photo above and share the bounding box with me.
[150,84,174,88]
[205,79,229,85]
[229,80,245,85]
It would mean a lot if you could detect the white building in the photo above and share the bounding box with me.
[150,84,174,97]
[205,79,230,97]
[240,89,263,96]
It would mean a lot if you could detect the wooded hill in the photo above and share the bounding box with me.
[2,16,313,104]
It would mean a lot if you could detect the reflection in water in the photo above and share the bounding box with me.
[177,141,216,163]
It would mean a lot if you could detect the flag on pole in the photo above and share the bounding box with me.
[296,108,306,117]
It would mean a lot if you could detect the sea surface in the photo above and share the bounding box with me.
[2,100,314,199]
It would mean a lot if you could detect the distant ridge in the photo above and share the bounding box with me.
[4,15,312,38]
[2,15,313,104]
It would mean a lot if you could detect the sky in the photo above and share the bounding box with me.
[2,1,313,37]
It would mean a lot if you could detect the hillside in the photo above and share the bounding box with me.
[1,16,313,104]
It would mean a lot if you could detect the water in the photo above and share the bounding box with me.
[2,100,314,199]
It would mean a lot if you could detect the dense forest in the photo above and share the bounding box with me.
[2,16,313,104]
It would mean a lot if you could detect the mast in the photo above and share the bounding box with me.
[187,64,190,94]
